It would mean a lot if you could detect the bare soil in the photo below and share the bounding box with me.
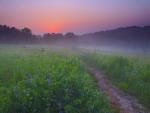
[86,65,149,113]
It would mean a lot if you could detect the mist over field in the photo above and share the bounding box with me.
[0,25,150,55]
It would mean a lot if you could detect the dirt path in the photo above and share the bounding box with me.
[86,65,148,113]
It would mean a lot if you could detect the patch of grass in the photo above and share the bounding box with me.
[0,47,112,113]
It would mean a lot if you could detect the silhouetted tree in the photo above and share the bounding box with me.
[21,28,32,41]
[65,32,76,38]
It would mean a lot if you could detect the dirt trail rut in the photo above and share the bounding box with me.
[86,66,148,113]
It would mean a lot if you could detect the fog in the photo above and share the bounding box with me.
[0,25,150,55]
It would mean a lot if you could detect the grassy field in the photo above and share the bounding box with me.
[0,45,149,112]
[0,46,112,113]
[81,52,150,109]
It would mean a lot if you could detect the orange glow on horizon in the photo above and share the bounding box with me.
[47,25,61,33]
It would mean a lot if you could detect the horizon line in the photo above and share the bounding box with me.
[1,24,150,36]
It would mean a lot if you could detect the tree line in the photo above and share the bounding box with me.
[0,25,77,44]
[0,25,150,47]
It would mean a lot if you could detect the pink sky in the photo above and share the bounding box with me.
[0,0,150,34]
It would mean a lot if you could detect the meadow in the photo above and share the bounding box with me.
[81,51,150,109]
[0,45,112,113]
[0,45,150,113]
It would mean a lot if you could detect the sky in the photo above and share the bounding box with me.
[0,0,150,34]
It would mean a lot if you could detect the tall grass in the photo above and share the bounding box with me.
[0,47,112,113]
[82,52,150,109]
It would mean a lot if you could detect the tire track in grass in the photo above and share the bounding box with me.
[85,65,148,113]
